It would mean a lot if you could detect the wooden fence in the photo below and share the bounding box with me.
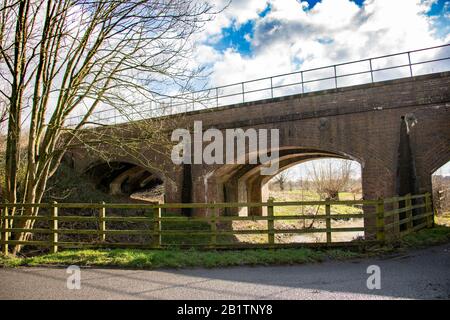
[0,193,434,254]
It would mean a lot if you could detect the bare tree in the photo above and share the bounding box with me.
[0,101,6,130]
[308,160,353,200]
[0,0,217,254]
[349,178,362,200]
[273,170,291,191]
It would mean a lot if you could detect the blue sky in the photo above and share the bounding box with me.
[429,0,449,14]
[208,0,449,58]
[305,0,365,6]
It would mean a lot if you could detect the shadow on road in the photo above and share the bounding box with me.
[0,244,449,300]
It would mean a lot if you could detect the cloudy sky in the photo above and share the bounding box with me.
[195,0,449,87]
[192,0,450,178]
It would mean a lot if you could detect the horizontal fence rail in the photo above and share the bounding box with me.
[65,44,450,127]
[0,194,434,254]
[382,193,434,237]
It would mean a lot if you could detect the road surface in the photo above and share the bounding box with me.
[1,244,449,300]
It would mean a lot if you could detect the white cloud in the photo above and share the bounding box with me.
[202,0,269,39]
[196,0,448,90]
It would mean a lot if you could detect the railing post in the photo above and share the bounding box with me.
[407,52,413,77]
[210,207,217,247]
[216,87,219,107]
[369,59,374,83]
[267,198,275,245]
[99,202,106,242]
[393,196,400,234]
[425,193,433,228]
[241,82,245,103]
[325,199,331,243]
[1,206,8,256]
[51,202,58,254]
[405,193,413,231]
[301,71,304,94]
[376,198,385,242]
[333,66,338,89]
[270,77,273,99]
[153,206,161,248]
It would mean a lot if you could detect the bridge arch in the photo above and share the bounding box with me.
[203,148,364,243]
[203,146,362,216]
[432,160,450,215]
[405,105,450,195]
[84,160,165,202]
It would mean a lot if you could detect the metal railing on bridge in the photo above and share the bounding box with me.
[66,44,450,127]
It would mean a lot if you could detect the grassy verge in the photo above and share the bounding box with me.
[401,225,450,248]
[0,247,361,269]
[1,224,449,270]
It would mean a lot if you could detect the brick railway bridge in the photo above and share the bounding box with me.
[65,47,450,238]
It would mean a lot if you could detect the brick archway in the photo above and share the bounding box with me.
[85,161,165,201]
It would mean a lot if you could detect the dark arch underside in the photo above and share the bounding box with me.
[85,161,164,202]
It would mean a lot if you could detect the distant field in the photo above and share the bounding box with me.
[436,213,450,227]
[269,189,363,216]
[233,189,364,244]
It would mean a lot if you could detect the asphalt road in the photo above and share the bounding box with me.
[1,244,449,300]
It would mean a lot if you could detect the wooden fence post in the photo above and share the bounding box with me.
[51,202,58,254]
[153,207,161,248]
[425,193,433,228]
[99,202,106,242]
[393,196,400,234]
[325,199,331,243]
[376,198,385,242]
[210,208,217,247]
[1,206,8,256]
[267,198,275,245]
[405,193,413,231]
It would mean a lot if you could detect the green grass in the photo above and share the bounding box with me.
[272,190,360,201]
[0,247,361,269]
[1,225,449,269]
[401,226,450,248]
[270,190,363,216]
[273,202,362,216]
